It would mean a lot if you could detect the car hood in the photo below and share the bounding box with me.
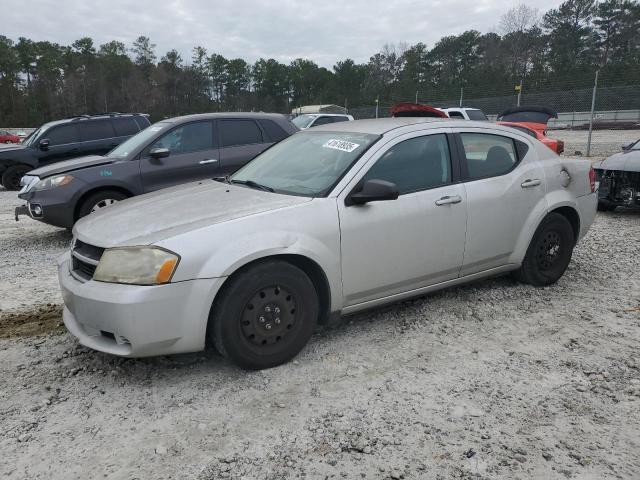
[0,144,28,155]
[74,181,313,248]
[595,150,640,172]
[29,155,118,178]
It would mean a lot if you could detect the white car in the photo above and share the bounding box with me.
[439,107,488,121]
[292,113,354,129]
[58,118,597,369]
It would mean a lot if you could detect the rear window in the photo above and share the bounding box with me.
[259,119,289,142]
[46,125,79,146]
[113,117,140,136]
[79,120,116,141]
[467,110,488,121]
[220,119,263,147]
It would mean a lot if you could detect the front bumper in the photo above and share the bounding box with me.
[58,253,226,357]
[18,187,79,229]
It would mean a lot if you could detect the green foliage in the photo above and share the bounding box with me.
[0,1,639,126]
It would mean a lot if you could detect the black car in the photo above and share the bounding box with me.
[15,112,297,229]
[0,113,151,190]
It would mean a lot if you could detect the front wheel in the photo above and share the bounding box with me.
[210,260,319,369]
[1,164,31,191]
[77,190,128,220]
[514,213,575,286]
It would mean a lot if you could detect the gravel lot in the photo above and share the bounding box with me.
[1,141,640,479]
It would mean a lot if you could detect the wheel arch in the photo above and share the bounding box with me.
[548,205,580,244]
[209,253,333,326]
[73,185,134,220]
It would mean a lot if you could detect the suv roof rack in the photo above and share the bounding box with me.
[66,112,149,121]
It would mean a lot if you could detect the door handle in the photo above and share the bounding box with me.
[521,179,541,188]
[199,159,218,165]
[435,195,462,206]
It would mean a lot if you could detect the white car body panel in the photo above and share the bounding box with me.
[61,118,597,358]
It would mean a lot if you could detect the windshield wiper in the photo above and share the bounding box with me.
[230,179,274,192]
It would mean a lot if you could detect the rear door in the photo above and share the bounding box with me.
[139,120,220,192]
[78,119,118,155]
[456,129,546,276]
[218,118,271,175]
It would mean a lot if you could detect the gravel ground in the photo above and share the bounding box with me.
[1,147,640,479]
[551,129,640,159]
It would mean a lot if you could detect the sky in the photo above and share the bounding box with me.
[2,0,563,68]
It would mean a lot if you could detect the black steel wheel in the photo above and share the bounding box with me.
[210,260,318,369]
[514,213,575,286]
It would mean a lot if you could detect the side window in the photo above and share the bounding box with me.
[258,119,289,142]
[447,111,465,118]
[113,117,140,137]
[220,119,262,147]
[134,116,150,129]
[149,121,214,155]
[79,120,116,142]
[330,116,349,123]
[460,133,518,180]
[46,125,79,146]
[312,116,332,127]
[363,134,452,195]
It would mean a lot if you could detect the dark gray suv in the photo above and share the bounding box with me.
[0,113,151,190]
[15,112,297,229]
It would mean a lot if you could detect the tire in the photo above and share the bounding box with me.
[77,190,128,219]
[5,140,12,144]
[514,213,575,287]
[1,164,31,191]
[210,260,319,370]
[597,201,616,212]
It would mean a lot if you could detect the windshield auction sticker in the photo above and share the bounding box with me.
[322,139,360,153]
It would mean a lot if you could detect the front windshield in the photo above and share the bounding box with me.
[230,131,380,197]
[22,127,43,147]
[291,114,317,129]
[108,122,169,158]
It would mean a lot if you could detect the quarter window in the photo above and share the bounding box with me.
[149,121,215,155]
[46,125,79,146]
[220,119,262,147]
[460,133,518,179]
[363,134,452,194]
[79,120,115,142]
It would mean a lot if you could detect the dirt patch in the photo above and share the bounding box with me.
[0,304,64,338]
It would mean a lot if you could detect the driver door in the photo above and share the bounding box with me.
[140,120,220,192]
[338,130,467,307]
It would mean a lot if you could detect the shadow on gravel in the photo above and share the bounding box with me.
[0,304,64,338]
[3,227,71,248]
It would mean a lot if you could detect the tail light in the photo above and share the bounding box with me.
[557,140,565,154]
[589,166,596,193]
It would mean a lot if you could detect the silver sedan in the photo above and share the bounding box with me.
[58,118,598,369]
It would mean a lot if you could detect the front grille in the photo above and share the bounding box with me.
[71,239,104,282]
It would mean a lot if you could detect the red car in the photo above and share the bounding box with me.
[496,106,564,154]
[390,102,448,118]
[0,130,20,144]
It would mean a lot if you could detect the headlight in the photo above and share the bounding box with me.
[33,174,74,191]
[93,247,179,285]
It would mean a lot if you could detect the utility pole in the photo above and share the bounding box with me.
[516,79,523,106]
[459,87,464,107]
[587,70,599,157]
[415,91,418,103]
[375,96,379,119]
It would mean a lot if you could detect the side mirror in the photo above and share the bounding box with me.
[346,179,399,206]
[39,139,50,150]
[149,147,170,159]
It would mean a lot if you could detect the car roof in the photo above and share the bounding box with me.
[164,112,290,124]
[309,117,530,136]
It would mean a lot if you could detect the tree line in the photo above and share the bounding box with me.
[0,0,639,126]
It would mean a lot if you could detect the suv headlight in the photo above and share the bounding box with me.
[93,247,179,285]
[33,174,74,191]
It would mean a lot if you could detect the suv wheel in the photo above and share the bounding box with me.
[2,164,31,191]
[514,213,575,286]
[210,260,319,369]
[77,190,128,219]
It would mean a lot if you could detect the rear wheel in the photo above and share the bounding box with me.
[597,201,616,212]
[514,213,575,286]
[77,190,128,219]
[4,140,13,144]
[210,260,319,369]
[1,164,31,191]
